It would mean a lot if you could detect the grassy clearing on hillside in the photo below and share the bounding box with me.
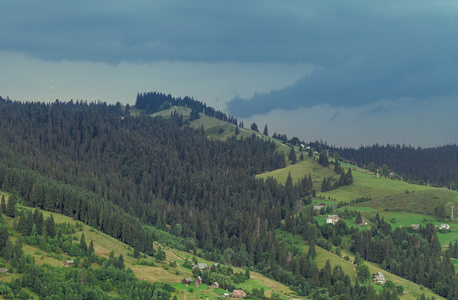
[11,205,299,300]
[152,106,191,119]
[276,230,358,283]
[320,169,438,202]
[256,157,338,189]
[190,115,237,141]
[378,190,458,214]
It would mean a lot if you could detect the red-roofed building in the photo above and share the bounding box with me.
[230,290,247,298]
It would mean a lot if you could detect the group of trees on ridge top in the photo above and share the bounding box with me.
[0,96,421,300]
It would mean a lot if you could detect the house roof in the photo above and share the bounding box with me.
[231,290,246,296]
[193,263,209,269]
[327,215,339,220]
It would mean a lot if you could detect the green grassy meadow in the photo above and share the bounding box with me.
[256,156,338,190]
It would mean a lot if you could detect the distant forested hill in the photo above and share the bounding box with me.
[333,144,458,188]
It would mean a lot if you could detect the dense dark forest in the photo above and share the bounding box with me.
[0,97,293,253]
[332,144,458,188]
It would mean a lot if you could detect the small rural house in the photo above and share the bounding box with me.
[411,224,421,230]
[439,224,451,230]
[64,260,74,267]
[326,215,340,225]
[373,272,386,284]
[222,293,230,298]
[230,290,247,298]
[182,278,193,284]
[192,263,209,271]
[314,203,325,211]
[210,282,219,289]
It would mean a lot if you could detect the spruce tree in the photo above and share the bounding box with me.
[308,241,317,259]
[17,211,27,234]
[263,124,268,136]
[133,247,140,259]
[80,233,88,252]
[1,195,6,214]
[45,215,56,238]
[0,225,9,251]
[289,147,297,164]
[87,240,95,257]
[319,151,329,167]
[116,254,125,270]
[3,240,12,261]
[6,194,16,218]
[250,123,258,132]
[355,212,363,224]
[345,169,354,185]
[339,172,346,187]
[245,268,250,279]
[334,160,341,173]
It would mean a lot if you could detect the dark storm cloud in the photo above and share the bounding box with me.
[1,0,318,63]
[5,0,453,64]
[227,52,458,117]
[2,0,458,118]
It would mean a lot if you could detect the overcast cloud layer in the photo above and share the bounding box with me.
[1,0,457,147]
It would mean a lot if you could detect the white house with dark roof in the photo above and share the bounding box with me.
[439,224,450,230]
[326,215,340,225]
[373,272,386,284]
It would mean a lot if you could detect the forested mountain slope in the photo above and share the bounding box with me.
[0,96,408,299]
[333,144,458,188]
[0,98,293,253]
[0,95,446,299]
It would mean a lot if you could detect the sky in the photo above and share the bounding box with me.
[1,1,457,148]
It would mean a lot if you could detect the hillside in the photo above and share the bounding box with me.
[259,151,458,299]
[0,94,455,299]
[0,199,298,299]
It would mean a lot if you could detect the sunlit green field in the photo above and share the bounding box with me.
[256,156,338,189]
